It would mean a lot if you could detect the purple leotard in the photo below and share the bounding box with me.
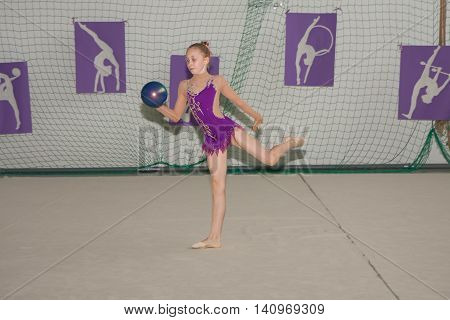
[187,76,243,156]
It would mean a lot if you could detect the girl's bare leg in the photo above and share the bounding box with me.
[231,127,304,166]
[192,148,228,249]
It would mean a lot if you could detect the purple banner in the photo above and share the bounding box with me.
[285,13,336,87]
[75,21,126,93]
[399,45,450,120]
[169,55,220,126]
[0,61,32,135]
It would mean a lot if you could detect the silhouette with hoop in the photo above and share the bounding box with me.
[295,16,334,85]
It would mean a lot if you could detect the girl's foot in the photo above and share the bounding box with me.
[282,136,305,149]
[192,238,222,249]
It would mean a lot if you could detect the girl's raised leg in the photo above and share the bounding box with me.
[231,127,304,166]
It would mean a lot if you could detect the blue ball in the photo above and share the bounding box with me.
[141,81,168,108]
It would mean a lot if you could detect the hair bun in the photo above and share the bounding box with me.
[201,41,210,47]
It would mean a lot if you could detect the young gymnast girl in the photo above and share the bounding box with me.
[156,41,305,249]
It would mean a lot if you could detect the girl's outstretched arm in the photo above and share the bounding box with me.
[218,75,263,131]
[156,80,188,122]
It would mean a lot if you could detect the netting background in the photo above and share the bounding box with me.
[0,0,448,172]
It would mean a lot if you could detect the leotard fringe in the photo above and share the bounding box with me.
[202,124,242,156]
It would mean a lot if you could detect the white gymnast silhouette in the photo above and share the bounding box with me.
[402,46,450,119]
[295,15,334,85]
[78,22,120,93]
[0,67,22,130]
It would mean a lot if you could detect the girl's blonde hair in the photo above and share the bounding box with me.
[187,41,211,68]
